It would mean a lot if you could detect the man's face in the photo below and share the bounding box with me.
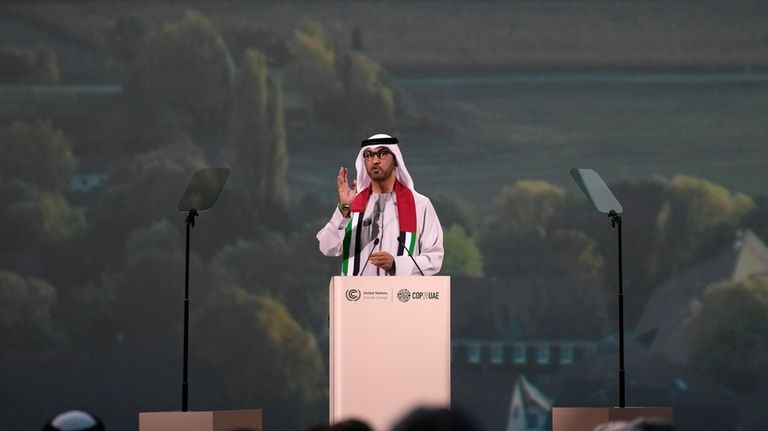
[363,146,397,182]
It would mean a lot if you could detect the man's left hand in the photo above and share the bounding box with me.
[369,251,394,272]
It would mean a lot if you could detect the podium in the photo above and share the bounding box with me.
[551,406,673,431]
[329,276,451,431]
[139,409,262,431]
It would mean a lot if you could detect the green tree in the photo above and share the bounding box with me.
[581,179,670,296]
[191,288,325,429]
[104,15,152,79]
[225,49,289,211]
[546,229,604,280]
[60,218,231,356]
[95,220,233,352]
[0,180,84,255]
[102,15,190,155]
[0,120,76,192]
[100,94,188,155]
[212,222,338,331]
[0,271,57,350]
[487,180,567,237]
[432,193,477,235]
[133,10,232,129]
[287,21,401,131]
[442,225,484,278]
[690,275,768,392]
[86,140,207,269]
[123,219,181,263]
[288,21,338,103]
[574,176,755,327]
[213,234,293,296]
[745,195,768,244]
[662,175,754,266]
[343,52,396,129]
[0,44,59,83]
[92,140,207,233]
[483,180,603,279]
[265,78,289,208]
[226,49,269,200]
[106,220,186,348]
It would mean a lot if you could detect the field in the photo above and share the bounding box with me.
[10,0,768,72]
[292,71,768,212]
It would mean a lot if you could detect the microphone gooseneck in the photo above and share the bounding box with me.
[397,236,425,276]
[358,237,380,275]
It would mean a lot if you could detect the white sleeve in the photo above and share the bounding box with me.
[316,209,350,257]
[394,198,444,276]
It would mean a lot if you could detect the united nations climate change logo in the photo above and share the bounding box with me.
[345,289,361,301]
[397,289,411,303]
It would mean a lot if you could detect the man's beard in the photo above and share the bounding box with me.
[368,166,391,181]
[369,171,388,181]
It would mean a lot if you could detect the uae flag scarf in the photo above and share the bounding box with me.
[341,180,417,275]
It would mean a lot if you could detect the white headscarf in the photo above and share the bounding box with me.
[354,133,415,192]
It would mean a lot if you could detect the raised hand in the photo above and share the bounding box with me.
[337,166,357,205]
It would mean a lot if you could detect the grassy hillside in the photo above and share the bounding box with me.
[7,0,768,73]
[291,72,768,212]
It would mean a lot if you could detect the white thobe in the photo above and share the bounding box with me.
[316,191,444,276]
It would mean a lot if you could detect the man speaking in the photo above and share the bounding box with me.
[317,133,444,276]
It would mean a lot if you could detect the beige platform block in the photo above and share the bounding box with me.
[139,409,262,431]
[551,407,673,431]
[329,276,451,431]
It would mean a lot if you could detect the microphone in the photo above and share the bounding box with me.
[397,236,425,276]
[358,238,380,275]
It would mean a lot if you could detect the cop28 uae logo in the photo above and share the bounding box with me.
[345,289,361,301]
[397,289,411,303]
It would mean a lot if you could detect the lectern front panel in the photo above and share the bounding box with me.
[329,276,451,431]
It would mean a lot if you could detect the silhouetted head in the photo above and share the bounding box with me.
[43,410,104,431]
[392,407,479,431]
[330,418,373,431]
[593,417,676,431]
